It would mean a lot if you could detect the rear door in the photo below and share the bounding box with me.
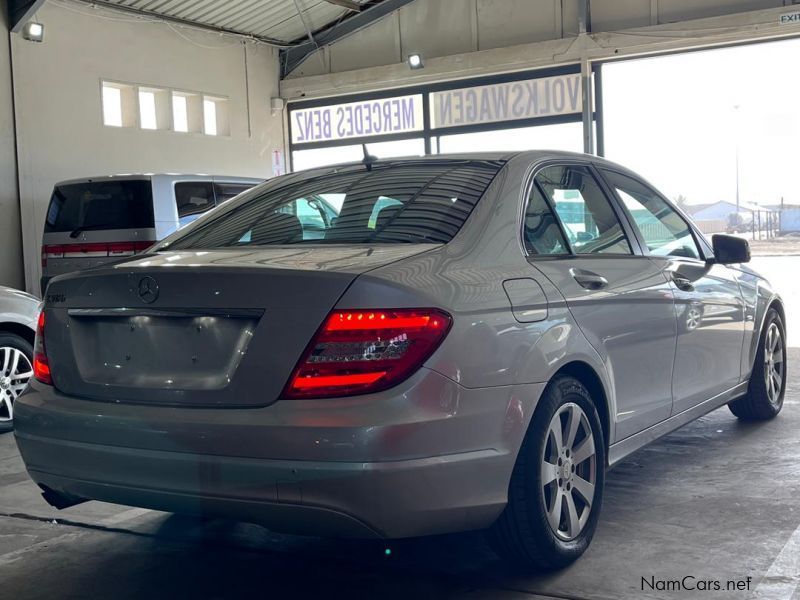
[598,168,745,414]
[41,179,156,293]
[523,162,677,440]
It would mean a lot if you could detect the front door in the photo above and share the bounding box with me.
[523,164,677,441]
[598,168,746,415]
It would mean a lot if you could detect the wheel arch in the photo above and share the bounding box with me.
[750,295,786,371]
[0,322,36,347]
[768,297,786,329]
[551,361,611,456]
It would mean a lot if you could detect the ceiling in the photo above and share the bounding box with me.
[7,0,416,75]
[82,0,384,44]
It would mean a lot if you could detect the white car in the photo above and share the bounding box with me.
[40,174,263,294]
[0,285,38,432]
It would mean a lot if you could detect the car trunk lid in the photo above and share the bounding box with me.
[43,245,435,407]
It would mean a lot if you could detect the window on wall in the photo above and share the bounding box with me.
[138,87,170,131]
[102,81,135,128]
[101,80,227,136]
[172,94,189,132]
[204,99,217,135]
[139,90,157,129]
[172,91,203,133]
[203,96,230,136]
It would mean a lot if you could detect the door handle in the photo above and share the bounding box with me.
[671,275,695,292]
[570,269,609,290]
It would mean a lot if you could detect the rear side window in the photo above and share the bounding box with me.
[536,165,632,255]
[175,182,215,219]
[45,180,154,234]
[524,183,569,255]
[214,183,255,204]
[165,161,503,249]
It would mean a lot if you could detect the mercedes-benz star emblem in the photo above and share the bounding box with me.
[137,276,159,304]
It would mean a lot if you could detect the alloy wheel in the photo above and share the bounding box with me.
[686,307,701,331]
[0,347,33,423]
[541,402,597,541]
[764,323,784,406]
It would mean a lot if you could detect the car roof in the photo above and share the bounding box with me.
[296,150,630,171]
[54,174,264,186]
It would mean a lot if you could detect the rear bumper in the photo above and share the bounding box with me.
[14,370,545,538]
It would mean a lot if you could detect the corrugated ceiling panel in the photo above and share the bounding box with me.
[102,0,372,43]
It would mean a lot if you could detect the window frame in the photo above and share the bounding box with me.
[596,166,712,262]
[519,159,646,260]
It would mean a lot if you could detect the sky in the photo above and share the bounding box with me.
[603,38,800,207]
[292,37,800,208]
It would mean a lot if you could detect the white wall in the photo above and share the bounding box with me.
[11,1,285,294]
[0,0,24,289]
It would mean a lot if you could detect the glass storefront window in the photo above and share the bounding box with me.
[602,38,800,209]
[292,138,426,171]
[437,122,584,154]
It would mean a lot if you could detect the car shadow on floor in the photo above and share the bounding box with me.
[79,403,787,599]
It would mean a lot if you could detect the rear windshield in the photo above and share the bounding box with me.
[45,180,155,234]
[164,161,503,249]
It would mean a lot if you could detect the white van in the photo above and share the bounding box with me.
[40,174,262,293]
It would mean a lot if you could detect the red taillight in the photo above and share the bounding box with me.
[33,311,52,385]
[282,309,452,399]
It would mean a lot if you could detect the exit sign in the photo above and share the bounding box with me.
[780,11,800,24]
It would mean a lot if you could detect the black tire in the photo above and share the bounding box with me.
[729,308,787,421]
[0,333,34,434]
[488,375,606,571]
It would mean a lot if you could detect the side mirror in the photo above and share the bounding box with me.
[711,234,750,265]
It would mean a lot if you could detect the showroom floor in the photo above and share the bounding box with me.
[1,258,798,600]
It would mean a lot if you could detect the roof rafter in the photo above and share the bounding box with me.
[280,0,417,78]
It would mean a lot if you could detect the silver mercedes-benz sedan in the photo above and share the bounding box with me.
[15,151,786,570]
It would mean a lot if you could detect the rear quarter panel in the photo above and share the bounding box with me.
[340,156,617,442]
